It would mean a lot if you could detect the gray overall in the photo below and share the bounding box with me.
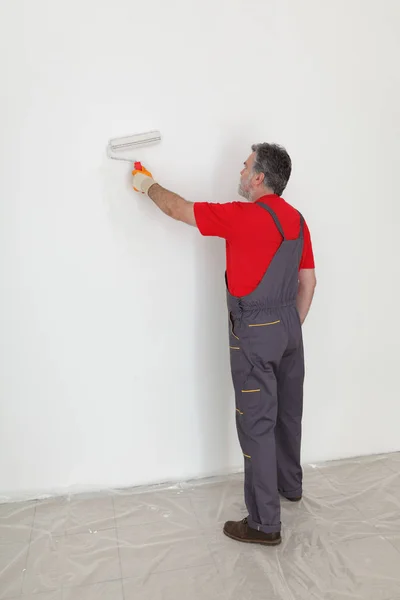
[227,202,305,534]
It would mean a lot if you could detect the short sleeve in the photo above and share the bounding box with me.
[194,202,244,239]
[299,219,315,269]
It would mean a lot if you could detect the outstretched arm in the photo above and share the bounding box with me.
[148,184,196,226]
[132,167,196,226]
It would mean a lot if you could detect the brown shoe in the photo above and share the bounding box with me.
[223,518,281,546]
[279,492,302,502]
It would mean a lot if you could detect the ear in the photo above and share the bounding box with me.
[253,171,265,186]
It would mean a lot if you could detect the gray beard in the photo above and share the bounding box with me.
[238,184,250,200]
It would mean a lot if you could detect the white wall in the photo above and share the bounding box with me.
[1,0,399,498]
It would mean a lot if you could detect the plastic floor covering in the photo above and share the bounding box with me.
[1,452,400,600]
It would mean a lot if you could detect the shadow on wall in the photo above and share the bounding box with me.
[193,136,250,477]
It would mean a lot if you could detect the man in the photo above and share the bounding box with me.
[132,143,316,546]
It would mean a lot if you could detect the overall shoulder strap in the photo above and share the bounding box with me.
[298,212,304,239]
[257,202,286,240]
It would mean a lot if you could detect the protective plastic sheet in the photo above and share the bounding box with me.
[1,452,400,600]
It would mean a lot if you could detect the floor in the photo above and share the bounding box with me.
[1,453,400,600]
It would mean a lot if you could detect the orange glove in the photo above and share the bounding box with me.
[132,164,156,195]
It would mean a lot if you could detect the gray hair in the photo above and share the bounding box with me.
[251,143,292,196]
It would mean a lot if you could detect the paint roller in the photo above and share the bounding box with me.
[107,130,161,172]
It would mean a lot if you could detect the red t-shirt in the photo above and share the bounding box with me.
[194,194,315,297]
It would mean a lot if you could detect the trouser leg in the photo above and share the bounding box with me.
[276,342,305,499]
[235,365,281,534]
